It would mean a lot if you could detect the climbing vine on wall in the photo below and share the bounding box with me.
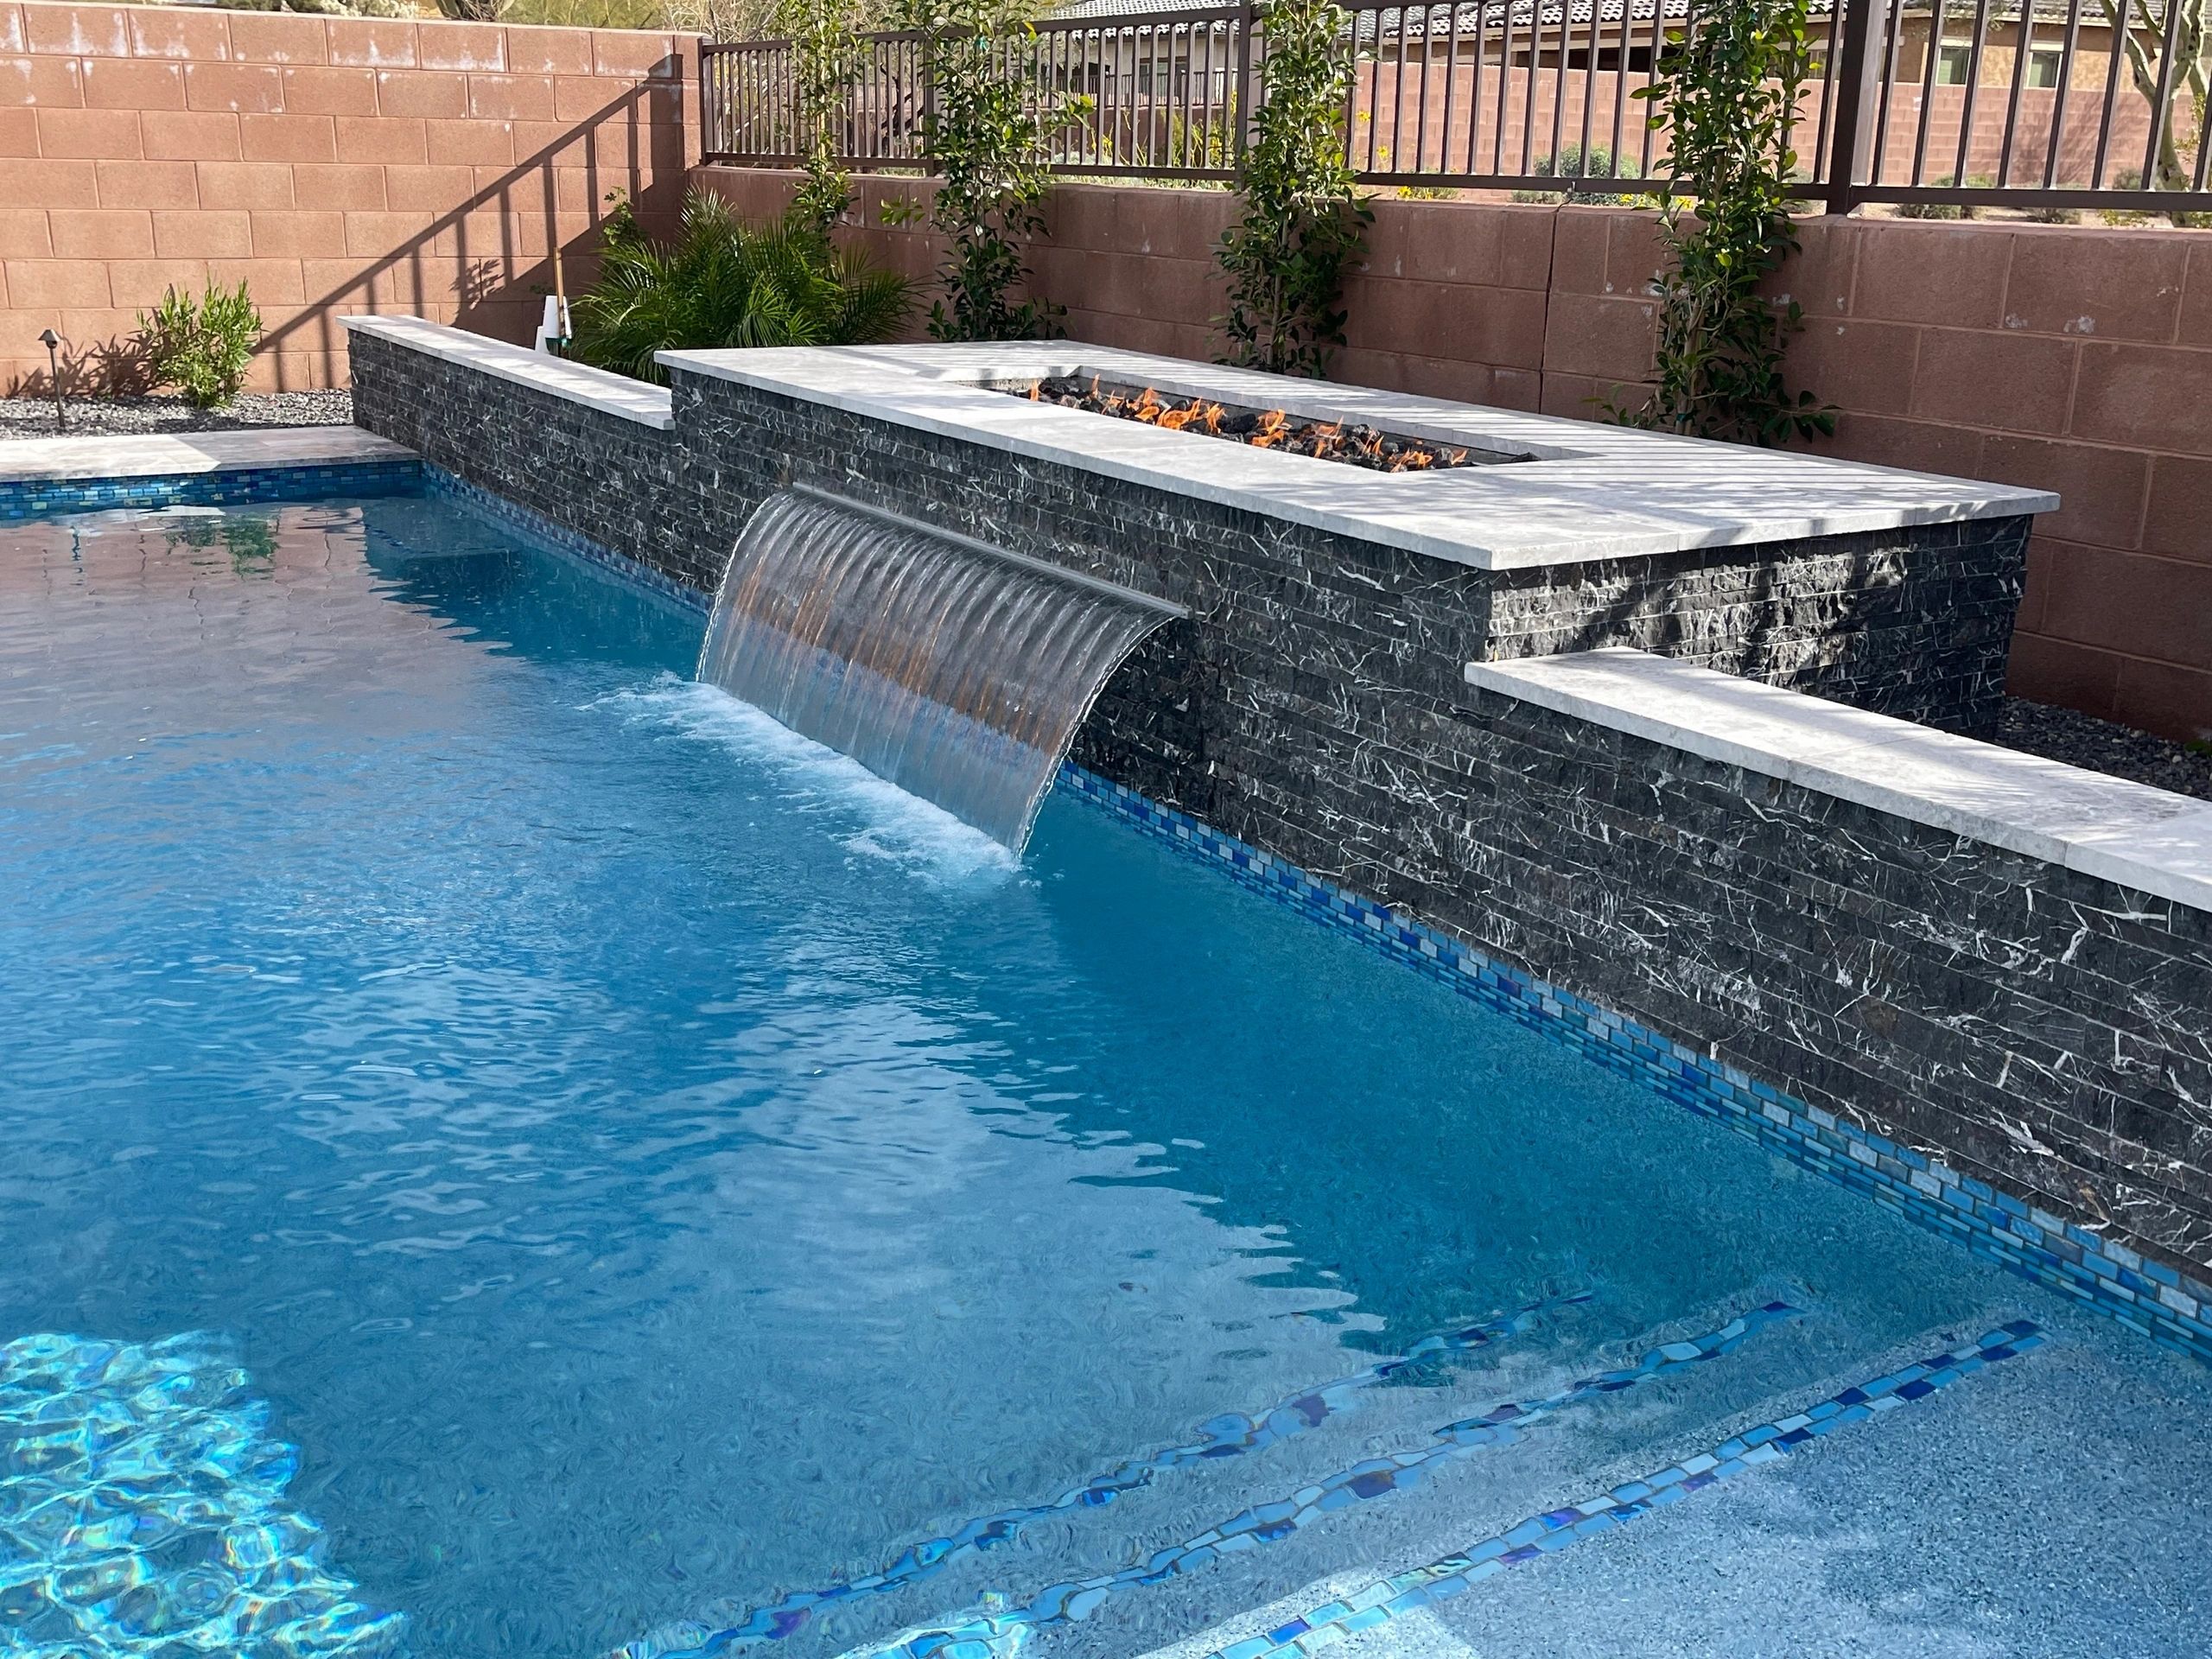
[1609,0,1834,445]
[891,0,1086,340]
[1216,0,1370,377]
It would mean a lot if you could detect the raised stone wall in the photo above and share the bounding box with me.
[346,327,684,573]
[345,324,2212,1290]
[665,372,2031,737]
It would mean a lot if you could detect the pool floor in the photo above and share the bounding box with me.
[0,496,2203,1659]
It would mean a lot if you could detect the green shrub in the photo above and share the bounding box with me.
[1513,144,1644,205]
[1607,0,1833,446]
[1895,174,1990,220]
[889,0,1085,342]
[1217,0,1370,378]
[569,190,912,381]
[137,282,263,408]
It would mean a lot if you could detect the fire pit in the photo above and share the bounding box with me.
[1014,375,1518,473]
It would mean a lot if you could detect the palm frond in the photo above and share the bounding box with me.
[570,189,914,381]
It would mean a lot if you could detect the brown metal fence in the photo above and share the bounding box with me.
[700,0,2212,214]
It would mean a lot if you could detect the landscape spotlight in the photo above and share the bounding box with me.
[37,327,66,433]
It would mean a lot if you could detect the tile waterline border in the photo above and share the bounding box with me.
[419,464,710,615]
[1055,764,2212,1367]
[0,456,422,519]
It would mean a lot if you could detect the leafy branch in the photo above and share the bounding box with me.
[781,0,862,235]
[1609,0,1833,445]
[1216,0,1371,377]
[891,0,1087,340]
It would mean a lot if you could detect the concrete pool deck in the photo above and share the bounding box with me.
[0,425,411,482]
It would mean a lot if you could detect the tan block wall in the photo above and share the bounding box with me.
[697,168,2212,743]
[0,1,696,392]
[1544,213,2212,746]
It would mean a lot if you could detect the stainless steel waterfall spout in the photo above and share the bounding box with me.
[786,484,1191,620]
[695,486,1189,853]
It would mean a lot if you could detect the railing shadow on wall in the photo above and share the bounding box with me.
[31,71,688,401]
[285,72,690,383]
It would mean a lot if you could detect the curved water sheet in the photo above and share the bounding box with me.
[0,1330,400,1657]
[696,490,1183,851]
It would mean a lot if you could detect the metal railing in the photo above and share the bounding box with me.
[700,0,2212,214]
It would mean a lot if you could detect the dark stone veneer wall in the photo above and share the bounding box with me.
[349,331,2212,1282]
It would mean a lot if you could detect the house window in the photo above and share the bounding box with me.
[2027,46,2063,86]
[1936,41,1974,85]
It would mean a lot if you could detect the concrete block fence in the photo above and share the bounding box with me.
[695,168,2212,746]
[0,1,697,393]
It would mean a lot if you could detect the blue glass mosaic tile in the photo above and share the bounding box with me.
[0,458,422,520]
[1055,765,2212,1368]
[614,1292,1590,1658]
[1198,1322,2046,1659]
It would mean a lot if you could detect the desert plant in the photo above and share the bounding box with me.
[1607,0,1832,446]
[1512,144,1645,205]
[2099,0,2208,197]
[569,189,912,380]
[889,0,1084,340]
[1216,0,1371,377]
[137,282,263,408]
[1893,173,1993,219]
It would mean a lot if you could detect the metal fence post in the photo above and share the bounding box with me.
[1231,0,1257,181]
[1822,0,1887,214]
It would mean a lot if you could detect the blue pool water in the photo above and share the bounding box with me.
[0,496,2199,1659]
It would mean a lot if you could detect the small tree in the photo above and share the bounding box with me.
[1216,0,1370,377]
[892,0,1083,340]
[781,0,861,234]
[2101,0,2209,202]
[1609,0,1832,445]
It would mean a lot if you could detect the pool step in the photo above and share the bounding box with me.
[814,1303,1805,1659]
[610,1291,1592,1659]
[1151,1320,2047,1659]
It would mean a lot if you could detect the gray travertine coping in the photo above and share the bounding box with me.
[1465,648,2212,913]
[658,341,2056,571]
[0,423,412,483]
[342,315,674,430]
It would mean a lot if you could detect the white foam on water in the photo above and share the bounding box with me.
[590,675,1021,886]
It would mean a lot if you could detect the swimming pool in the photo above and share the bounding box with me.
[0,494,2203,1659]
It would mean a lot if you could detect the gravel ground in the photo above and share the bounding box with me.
[1993,696,2212,802]
[0,391,353,439]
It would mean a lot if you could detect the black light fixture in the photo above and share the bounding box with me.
[37,327,66,434]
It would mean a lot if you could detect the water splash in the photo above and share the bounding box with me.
[696,490,1182,852]
[0,1330,402,1657]
[588,677,1019,883]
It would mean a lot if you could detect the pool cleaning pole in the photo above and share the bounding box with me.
[537,232,572,357]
